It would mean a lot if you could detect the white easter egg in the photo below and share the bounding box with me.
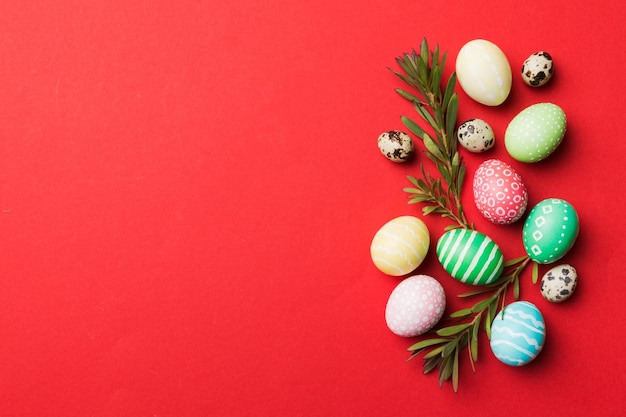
[456,39,512,106]
[385,275,446,337]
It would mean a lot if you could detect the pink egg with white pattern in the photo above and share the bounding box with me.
[385,275,446,337]
[473,159,528,225]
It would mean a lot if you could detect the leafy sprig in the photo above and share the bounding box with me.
[407,256,531,392]
[389,38,470,229]
[388,39,540,391]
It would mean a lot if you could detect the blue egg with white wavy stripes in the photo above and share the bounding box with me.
[490,301,546,366]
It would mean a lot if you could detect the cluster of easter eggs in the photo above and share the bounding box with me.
[372,39,580,368]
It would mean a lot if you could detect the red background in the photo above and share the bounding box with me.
[1,1,624,415]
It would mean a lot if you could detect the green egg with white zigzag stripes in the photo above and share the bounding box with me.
[436,229,504,286]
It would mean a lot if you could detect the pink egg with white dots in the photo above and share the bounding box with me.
[385,275,446,337]
[473,159,528,225]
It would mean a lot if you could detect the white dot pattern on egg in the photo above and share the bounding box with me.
[385,275,446,337]
[473,159,528,224]
[505,103,566,163]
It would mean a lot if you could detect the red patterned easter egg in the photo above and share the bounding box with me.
[473,159,528,225]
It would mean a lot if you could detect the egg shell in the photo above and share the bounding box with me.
[457,119,495,153]
[473,159,528,225]
[436,229,504,285]
[377,130,414,162]
[490,301,546,366]
[505,103,566,163]
[370,216,430,276]
[385,275,446,337]
[540,264,578,302]
[455,39,512,106]
[523,198,579,264]
[521,51,554,87]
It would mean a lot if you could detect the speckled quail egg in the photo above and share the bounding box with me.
[456,119,495,153]
[377,130,414,162]
[521,52,554,87]
[540,264,578,302]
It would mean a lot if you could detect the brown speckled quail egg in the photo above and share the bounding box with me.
[456,119,495,153]
[377,130,414,162]
[521,51,554,87]
[540,264,577,302]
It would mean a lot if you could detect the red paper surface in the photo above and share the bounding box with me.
[0,1,624,415]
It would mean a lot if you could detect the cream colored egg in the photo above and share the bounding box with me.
[456,39,512,106]
[370,216,430,276]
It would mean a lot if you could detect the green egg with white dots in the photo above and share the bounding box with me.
[523,198,579,264]
[505,103,566,162]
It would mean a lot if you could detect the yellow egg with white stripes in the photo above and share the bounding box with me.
[370,216,430,276]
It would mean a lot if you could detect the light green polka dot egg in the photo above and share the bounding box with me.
[505,103,566,163]
[523,198,579,264]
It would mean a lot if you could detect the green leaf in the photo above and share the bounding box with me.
[430,65,443,96]
[449,308,474,318]
[532,261,539,284]
[445,94,459,141]
[438,356,454,385]
[471,298,493,314]
[406,174,420,187]
[423,345,445,359]
[456,164,466,192]
[395,88,423,104]
[504,256,529,267]
[403,187,422,194]
[390,69,416,89]
[414,102,437,128]
[423,356,441,374]
[416,56,429,86]
[397,56,419,81]
[471,319,480,362]
[436,323,472,337]
[513,275,520,300]
[442,72,457,111]
[452,346,459,392]
[422,205,442,216]
[485,310,493,340]
[442,339,458,358]
[400,116,425,139]
[408,338,450,351]
[420,38,429,67]
[458,287,493,298]
[423,133,445,162]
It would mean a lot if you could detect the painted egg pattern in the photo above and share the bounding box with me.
[540,264,578,302]
[377,130,414,162]
[370,216,430,276]
[505,103,566,163]
[436,229,504,285]
[385,275,446,337]
[456,39,512,106]
[457,119,495,153]
[521,51,554,87]
[473,159,528,225]
[490,301,546,366]
[523,198,579,264]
